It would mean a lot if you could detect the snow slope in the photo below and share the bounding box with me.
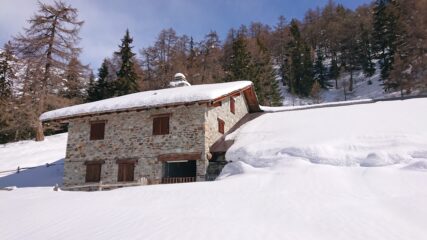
[0,133,66,187]
[227,98,427,169]
[1,99,427,240]
[279,63,424,106]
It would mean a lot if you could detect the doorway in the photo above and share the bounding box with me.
[162,160,197,184]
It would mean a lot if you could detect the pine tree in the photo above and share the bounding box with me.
[252,37,282,106]
[0,44,15,100]
[287,19,314,97]
[114,29,140,96]
[373,0,400,88]
[223,33,252,82]
[86,71,96,102]
[313,48,329,88]
[359,24,376,84]
[301,45,314,95]
[329,57,340,89]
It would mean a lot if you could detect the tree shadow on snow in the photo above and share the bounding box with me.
[0,159,64,188]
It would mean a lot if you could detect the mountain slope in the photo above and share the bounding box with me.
[1,99,427,240]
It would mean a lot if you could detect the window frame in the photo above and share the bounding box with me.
[89,120,106,140]
[84,161,103,183]
[117,160,136,182]
[152,115,170,135]
[218,118,225,134]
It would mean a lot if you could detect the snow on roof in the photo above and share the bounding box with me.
[40,81,253,121]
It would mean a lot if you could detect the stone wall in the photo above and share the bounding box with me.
[204,92,249,152]
[64,104,207,186]
[64,91,250,187]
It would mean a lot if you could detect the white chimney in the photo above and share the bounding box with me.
[169,73,191,88]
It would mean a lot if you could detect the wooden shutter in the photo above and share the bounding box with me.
[118,163,135,182]
[90,121,106,140]
[230,97,235,114]
[153,116,170,135]
[218,118,225,134]
[85,163,101,182]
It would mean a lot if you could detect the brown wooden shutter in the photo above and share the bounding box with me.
[85,163,101,182]
[153,116,170,135]
[118,163,135,182]
[90,121,106,140]
[218,118,225,134]
[230,97,235,114]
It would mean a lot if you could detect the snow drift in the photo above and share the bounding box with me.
[227,98,427,169]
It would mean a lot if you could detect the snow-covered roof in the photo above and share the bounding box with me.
[40,81,255,121]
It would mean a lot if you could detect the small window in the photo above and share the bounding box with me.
[85,163,102,182]
[90,121,105,140]
[218,118,225,134]
[230,97,235,114]
[118,163,135,182]
[153,116,170,135]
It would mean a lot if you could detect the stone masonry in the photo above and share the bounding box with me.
[63,92,249,187]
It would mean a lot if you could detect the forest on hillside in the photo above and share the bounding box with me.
[0,0,426,143]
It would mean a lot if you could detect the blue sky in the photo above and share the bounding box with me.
[0,0,372,69]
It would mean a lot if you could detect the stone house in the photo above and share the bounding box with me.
[40,81,260,187]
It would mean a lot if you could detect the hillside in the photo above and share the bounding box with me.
[279,64,425,106]
[1,99,427,240]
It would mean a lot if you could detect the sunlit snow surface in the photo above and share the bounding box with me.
[1,99,427,240]
[40,81,252,121]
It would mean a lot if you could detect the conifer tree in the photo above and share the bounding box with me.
[373,0,400,87]
[252,38,282,106]
[287,19,314,97]
[329,57,340,89]
[359,24,376,84]
[313,48,329,89]
[114,29,140,96]
[0,44,15,100]
[224,33,252,82]
[86,71,96,102]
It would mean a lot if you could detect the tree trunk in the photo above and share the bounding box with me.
[349,68,354,92]
[35,120,44,141]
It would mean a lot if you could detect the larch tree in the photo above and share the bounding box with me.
[13,0,83,141]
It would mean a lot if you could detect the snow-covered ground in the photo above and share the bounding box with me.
[1,99,427,240]
[278,63,423,106]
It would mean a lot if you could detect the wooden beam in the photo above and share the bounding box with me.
[116,159,138,164]
[158,152,201,162]
[84,160,105,165]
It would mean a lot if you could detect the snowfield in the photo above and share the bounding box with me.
[1,98,427,240]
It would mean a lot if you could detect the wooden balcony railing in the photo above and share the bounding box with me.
[161,177,196,184]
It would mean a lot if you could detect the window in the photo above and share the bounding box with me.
[153,116,170,135]
[85,163,102,182]
[230,97,235,114]
[90,121,106,140]
[218,118,225,134]
[117,162,135,182]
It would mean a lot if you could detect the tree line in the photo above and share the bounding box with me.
[0,0,426,143]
